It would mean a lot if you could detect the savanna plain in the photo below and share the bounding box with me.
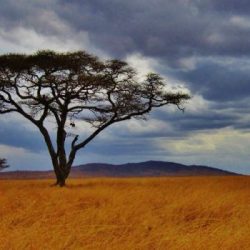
[0,176,249,250]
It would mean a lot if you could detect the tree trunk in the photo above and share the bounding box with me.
[53,162,71,187]
[56,174,66,187]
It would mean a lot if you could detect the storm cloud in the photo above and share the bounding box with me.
[0,0,250,173]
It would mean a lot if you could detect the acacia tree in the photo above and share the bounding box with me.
[0,51,190,186]
[0,158,8,171]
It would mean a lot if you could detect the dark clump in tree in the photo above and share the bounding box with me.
[0,158,8,171]
[0,50,190,186]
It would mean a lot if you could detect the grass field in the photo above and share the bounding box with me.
[0,176,249,250]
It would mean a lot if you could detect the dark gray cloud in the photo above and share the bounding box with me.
[152,109,239,132]
[205,0,250,14]
[0,121,45,152]
[52,0,250,60]
[1,0,250,173]
[177,61,250,101]
[0,1,51,28]
[3,0,250,58]
[83,137,159,157]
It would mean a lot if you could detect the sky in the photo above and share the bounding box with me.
[1,0,250,174]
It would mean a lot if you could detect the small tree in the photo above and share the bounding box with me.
[0,158,8,171]
[0,51,190,186]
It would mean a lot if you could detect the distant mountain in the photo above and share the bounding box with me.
[0,161,238,179]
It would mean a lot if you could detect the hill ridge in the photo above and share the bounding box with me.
[0,160,238,179]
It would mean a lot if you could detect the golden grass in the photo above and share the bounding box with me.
[0,176,249,250]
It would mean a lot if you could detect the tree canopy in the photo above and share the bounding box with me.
[0,50,190,186]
